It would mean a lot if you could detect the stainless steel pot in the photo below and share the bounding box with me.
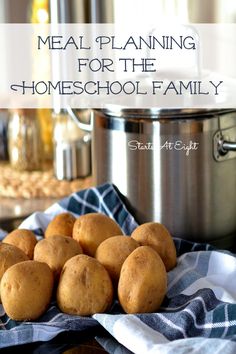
[68,107,236,247]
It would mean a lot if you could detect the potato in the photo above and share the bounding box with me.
[1,260,54,320]
[73,213,123,256]
[95,235,139,283]
[0,243,29,302]
[0,243,29,280]
[118,246,167,314]
[131,222,177,271]
[34,235,83,279]
[3,229,37,259]
[57,254,113,316]
[45,212,76,238]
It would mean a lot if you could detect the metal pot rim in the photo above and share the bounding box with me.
[96,106,235,119]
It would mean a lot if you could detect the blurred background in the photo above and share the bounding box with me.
[1,0,236,24]
[0,0,235,227]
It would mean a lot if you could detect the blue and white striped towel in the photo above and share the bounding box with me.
[1,183,236,354]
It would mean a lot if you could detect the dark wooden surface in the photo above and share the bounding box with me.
[0,328,110,353]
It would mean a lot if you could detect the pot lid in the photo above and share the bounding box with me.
[99,105,235,119]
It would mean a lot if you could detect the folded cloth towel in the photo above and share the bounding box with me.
[95,247,236,354]
[0,228,7,239]
[1,183,236,354]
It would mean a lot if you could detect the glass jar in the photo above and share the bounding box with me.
[53,111,91,180]
[0,110,9,161]
[8,109,43,171]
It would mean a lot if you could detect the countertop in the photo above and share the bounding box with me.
[0,197,59,232]
[0,196,58,221]
[2,328,110,353]
[0,162,92,230]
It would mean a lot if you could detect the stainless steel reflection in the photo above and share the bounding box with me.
[49,0,114,24]
[92,110,236,245]
[49,0,73,23]
[54,137,91,180]
[220,140,236,153]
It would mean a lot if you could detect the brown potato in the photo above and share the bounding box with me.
[45,212,76,238]
[34,235,83,279]
[131,222,177,271]
[118,246,167,314]
[0,243,29,280]
[0,243,29,301]
[95,235,139,283]
[73,213,123,256]
[57,254,113,316]
[3,229,37,259]
[1,260,54,320]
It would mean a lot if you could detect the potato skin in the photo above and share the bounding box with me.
[0,243,29,281]
[1,261,54,320]
[72,213,123,256]
[131,222,177,271]
[57,254,113,316]
[95,235,139,283]
[3,229,37,259]
[45,212,76,238]
[34,235,83,279]
[118,246,167,314]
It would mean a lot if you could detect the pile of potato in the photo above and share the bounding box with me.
[0,212,177,321]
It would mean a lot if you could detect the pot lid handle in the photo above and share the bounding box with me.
[66,106,93,132]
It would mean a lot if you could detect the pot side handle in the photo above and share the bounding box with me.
[214,128,236,161]
[219,140,236,154]
[66,106,93,132]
